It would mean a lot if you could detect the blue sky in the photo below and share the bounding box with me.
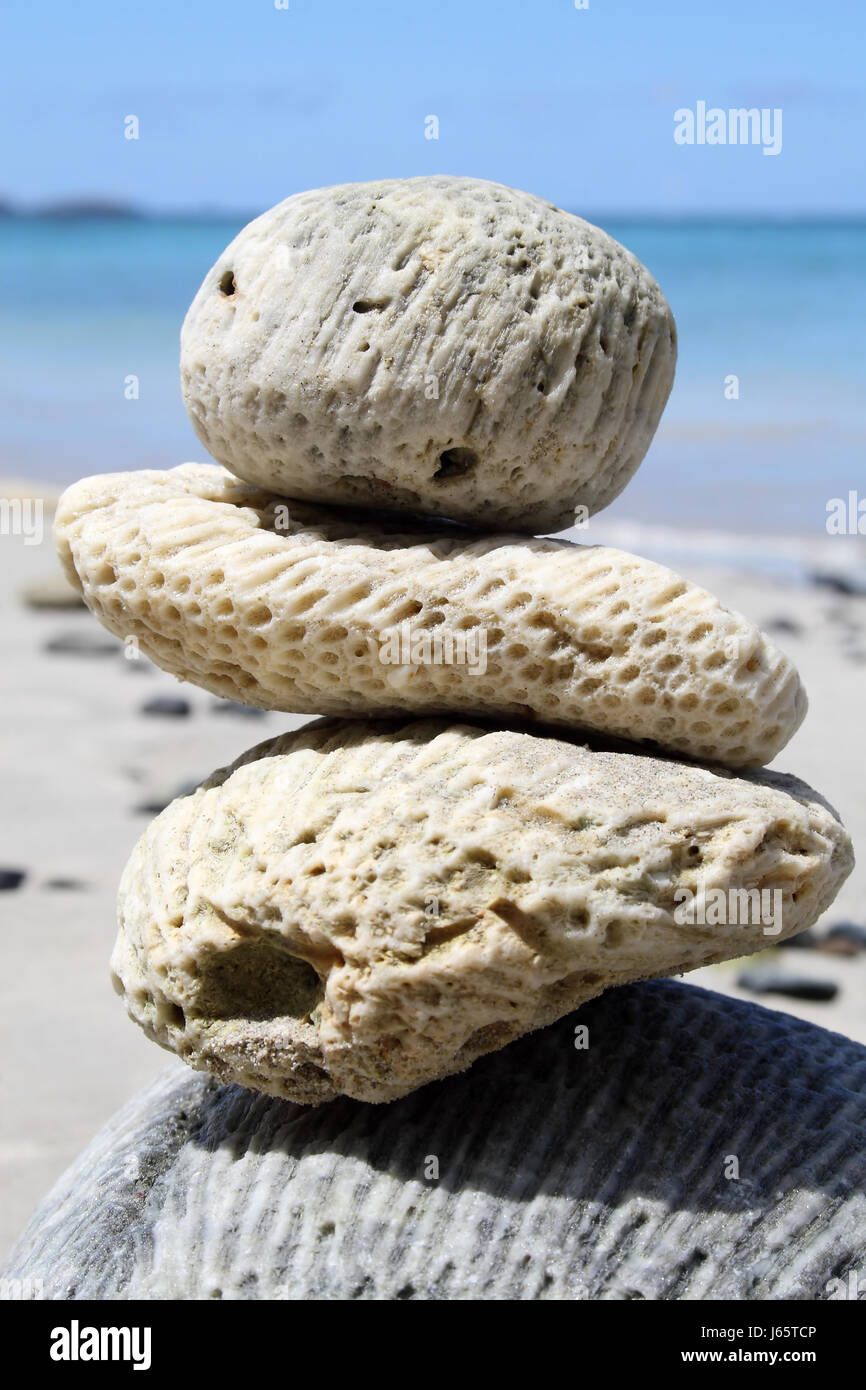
[3,0,865,215]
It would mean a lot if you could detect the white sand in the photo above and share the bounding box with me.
[0,513,863,1261]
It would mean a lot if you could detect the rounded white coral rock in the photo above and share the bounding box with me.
[180,177,676,531]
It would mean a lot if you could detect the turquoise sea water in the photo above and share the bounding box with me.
[1,216,863,537]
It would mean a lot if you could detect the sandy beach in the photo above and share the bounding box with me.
[1,495,863,1262]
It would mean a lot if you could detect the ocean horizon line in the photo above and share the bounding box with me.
[2,198,866,227]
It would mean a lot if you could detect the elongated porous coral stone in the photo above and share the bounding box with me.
[55,465,806,767]
[111,718,853,1105]
[180,177,676,531]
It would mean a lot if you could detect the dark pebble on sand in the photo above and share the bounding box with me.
[764,616,802,637]
[810,571,866,597]
[20,577,85,610]
[826,922,866,949]
[140,696,191,718]
[0,869,27,891]
[44,632,121,657]
[210,699,266,718]
[43,877,88,891]
[816,936,861,957]
[738,969,838,1002]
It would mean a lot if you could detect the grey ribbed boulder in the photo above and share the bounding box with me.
[5,980,866,1300]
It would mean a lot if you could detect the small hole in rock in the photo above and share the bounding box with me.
[193,939,323,1023]
[434,447,478,481]
[219,270,237,297]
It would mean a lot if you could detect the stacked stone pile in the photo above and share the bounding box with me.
[53,177,852,1105]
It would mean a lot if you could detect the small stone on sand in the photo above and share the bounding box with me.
[44,632,120,657]
[140,696,191,718]
[19,575,85,610]
[738,969,839,1002]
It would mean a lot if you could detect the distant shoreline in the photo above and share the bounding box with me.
[2,199,866,226]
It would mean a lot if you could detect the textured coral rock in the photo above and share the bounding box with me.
[6,980,866,1300]
[55,465,806,767]
[110,717,852,1105]
[180,177,676,531]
